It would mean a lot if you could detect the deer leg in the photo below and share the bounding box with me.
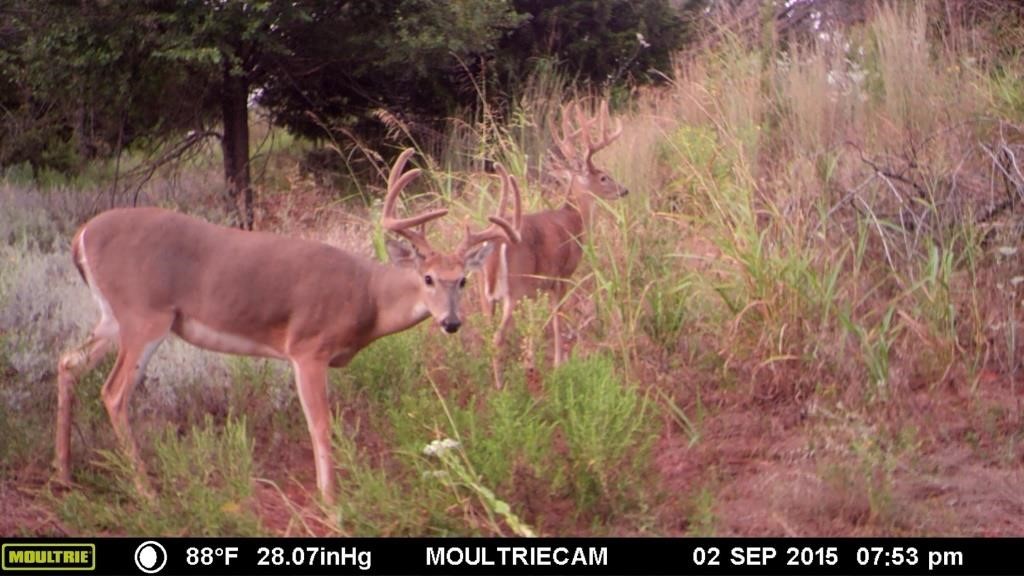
[477,275,496,318]
[101,319,169,498]
[552,309,563,366]
[552,287,567,367]
[491,295,515,389]
[292,356,335,506]
[56,334,114,484]
[482,243,508,319]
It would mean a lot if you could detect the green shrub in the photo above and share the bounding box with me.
[332,419,462,536]
[54,416,260,535]
[545,354,654,513]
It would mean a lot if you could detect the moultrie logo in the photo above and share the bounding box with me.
[2,543,96,571]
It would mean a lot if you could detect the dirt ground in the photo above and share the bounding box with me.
[4,377,1023,536]
[655,383,1024,536]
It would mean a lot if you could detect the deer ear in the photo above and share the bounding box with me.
[463,241,494,271]
[386,238,422,268]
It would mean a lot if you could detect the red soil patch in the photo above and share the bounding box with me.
[0,478,69,536]
[651,373,1024,536]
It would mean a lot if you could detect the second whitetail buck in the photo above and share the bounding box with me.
[481,100,627,388]
[54,148,518,506]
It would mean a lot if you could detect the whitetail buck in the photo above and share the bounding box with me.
[482,100,626,388]
[54,148,517,505]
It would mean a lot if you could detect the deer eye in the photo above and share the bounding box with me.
[459,277,467,289]
[424,275,434,286]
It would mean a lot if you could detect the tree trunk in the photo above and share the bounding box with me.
[73,103,95,161]
[221,57,253,230]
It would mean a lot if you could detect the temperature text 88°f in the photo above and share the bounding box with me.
[256,546,371,570]
[186,547,239,566]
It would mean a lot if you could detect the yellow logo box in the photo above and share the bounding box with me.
[2,543,96,571]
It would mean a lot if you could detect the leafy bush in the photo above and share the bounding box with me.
[55,416,260,535]
[546,354,654,513]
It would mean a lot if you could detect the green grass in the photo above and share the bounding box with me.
[332,417,462,536]
[0,401,34,474]
[53,416,260,535]
[469,381,554,489]
[545,354,655,515]
[225,357,303,440]
[324,323,658,535]
[814,410,922,532]
[687,480,720,537]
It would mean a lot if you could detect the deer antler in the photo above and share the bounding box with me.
[549,101,584,169]
[576,99,623,172]
[457,162,521,255]
[494,162,523,231]
[381,148,448,255]
[548,99,622,173]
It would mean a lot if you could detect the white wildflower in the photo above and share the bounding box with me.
[422,437,461,457]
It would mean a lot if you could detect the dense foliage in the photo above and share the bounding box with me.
[0,0,687,185]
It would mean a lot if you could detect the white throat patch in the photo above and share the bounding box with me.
[410,301,429,323]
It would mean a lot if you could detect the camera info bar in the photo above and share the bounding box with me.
[0,538,1018,575]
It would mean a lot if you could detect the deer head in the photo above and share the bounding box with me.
[382,148,518,333]
[549,99,627,201]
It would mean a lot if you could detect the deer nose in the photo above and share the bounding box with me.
[621,188,630,197]
[440,318,462,334]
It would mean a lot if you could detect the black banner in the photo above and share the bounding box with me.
[0,538,1019,576]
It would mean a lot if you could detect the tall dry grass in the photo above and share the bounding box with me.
[601,2,1018,403]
